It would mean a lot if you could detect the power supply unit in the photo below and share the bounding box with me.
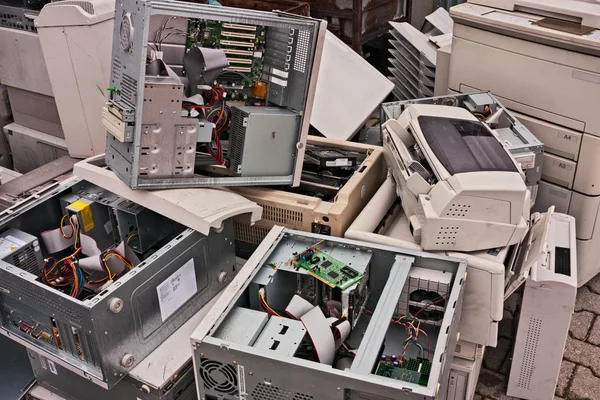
[228,106,301,177]
[104,0,326,189]
[27,291,223,400]
[231,136,386,253]
[0,178,237,389]
[0,228,43,275]
[191,227,467,400]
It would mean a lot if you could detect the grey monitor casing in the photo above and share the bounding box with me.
[190,227,468,400]
[0,178,237,389]
[105,0,326,189]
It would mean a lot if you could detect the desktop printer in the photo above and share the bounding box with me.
[382,104,530,252]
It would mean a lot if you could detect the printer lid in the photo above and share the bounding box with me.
[504,206,554,299]
[417,115,519,176]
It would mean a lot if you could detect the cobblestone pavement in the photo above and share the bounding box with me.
[475,273,600,400]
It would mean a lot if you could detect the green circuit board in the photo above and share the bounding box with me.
[186,20,267,102]
[376,358,432,386]
[293,248,365,291]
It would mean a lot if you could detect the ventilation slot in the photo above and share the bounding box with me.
[251,382,314,400]
[0,275,84,323]
[293,30,310,73]
[228,109,248,173]
[120,73,138,105]
[517,317,542,390]
[199,358,238,396]
[9,246,41,275]
[261,205,303,226]
[233,222,271,244]
[444,204,470,218]
[111,57,123,83]
[436,226,458,247]
[47,1,95,14]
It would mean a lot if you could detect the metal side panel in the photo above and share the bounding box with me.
[74,156,262,236]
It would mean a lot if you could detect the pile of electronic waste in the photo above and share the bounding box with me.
[0,0,594,400]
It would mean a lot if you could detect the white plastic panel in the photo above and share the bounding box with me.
[73,156,262,236]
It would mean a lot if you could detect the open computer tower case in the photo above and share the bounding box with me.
[105,0,326,189]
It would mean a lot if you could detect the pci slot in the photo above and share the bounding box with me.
[226,57,253,65]
[221,40,256,48]
[222,23,257,32]
[226,66,252,73]
[222,48,254,57]
[221,31,256,40]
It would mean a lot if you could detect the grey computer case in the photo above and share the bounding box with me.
[104,0,326,189]
[0,178,237,389]
[191,227,467,400]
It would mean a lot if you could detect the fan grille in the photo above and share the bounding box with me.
[199,358,238,396]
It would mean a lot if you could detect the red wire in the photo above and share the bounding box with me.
[414,297,447,318]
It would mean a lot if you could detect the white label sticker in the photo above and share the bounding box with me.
[253,51,263,58]
[461,4,494,15]
[156,259,198,322]
[5,235,25,246]
[0,236,23,258]
[269,76,288,87]
[552,160,574,171]
[485,11,533,25]
[104,220,113,235]
[271,68,289,79]
[238,364,246,396]
[587,30,600,41]
[325,158,351,167]
[48,359,58,375]
[40,357,47,370]
[557,132,579,143]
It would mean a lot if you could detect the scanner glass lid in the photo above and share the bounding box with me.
[417,115,518,176]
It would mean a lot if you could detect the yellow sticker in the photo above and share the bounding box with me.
[69,200,95,232]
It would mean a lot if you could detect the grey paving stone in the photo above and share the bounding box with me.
[586,272,600,294]
[555,360,575,397]
[563,337,600,376]
[474,395,483,400]
[504,293,521,316]
[574,286,600,314]
[498,314,514,340]
[567,366,600,400]
[587,316,600,346]
[570,311,595,340]
[475,368,521,400]
[483,337,511,372]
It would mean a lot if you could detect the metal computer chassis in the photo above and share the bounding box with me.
[191,227,467,400]
[105,0,326,189]
[379,91,543,188]
[0,178,236,389]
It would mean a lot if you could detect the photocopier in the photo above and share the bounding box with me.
[382,103,530,252]
[448,0,600,285]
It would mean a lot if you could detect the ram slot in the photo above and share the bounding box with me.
[222,23,257,32]
[221,39,256,48]
[226,66,252,73]
[226,57,253,65]
[222,48,254,57]
[221,31,256,40]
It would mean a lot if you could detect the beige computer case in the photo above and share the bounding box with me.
[232,136,386,243]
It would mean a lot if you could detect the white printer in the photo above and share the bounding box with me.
[346,177,511,348]
[505,206,577,400]
[382,103,530,252]
[448,0,600,285]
